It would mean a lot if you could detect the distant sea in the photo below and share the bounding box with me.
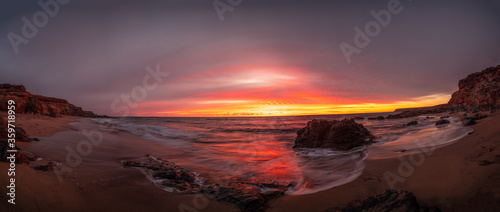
[93,112,471,194]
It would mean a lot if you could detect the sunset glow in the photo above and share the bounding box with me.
[133,68,451,117]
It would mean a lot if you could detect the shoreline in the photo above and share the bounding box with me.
[1,112,499,211]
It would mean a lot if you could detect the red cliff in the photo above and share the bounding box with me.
[0,84,98,117]
[448,65,500,109]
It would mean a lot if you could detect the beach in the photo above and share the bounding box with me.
[0,111,499,212]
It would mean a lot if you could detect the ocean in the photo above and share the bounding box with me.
[92,112,472,195]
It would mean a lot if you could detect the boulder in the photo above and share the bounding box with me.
[473,113,488,120]
[0,139,37,164]
[404,121,418,126]
[34,161,59,171]
[368,116,385,120]
[325,190,440,212]
[122,155,294,212]
[435,119,450,126]
[293,119,375,150]
[461,118,477,126]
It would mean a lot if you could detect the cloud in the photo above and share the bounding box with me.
[1,0,499,116]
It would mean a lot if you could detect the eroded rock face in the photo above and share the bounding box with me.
[0,84,98,117]
[0,117,39,164]
[325,190,440,212]
[293,119,375,150]
[448,65,500,109]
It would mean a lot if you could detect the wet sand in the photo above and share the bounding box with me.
[1,112,499,211]
[269,112,500,211]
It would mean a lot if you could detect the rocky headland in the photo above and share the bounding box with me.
[0,84,101,117]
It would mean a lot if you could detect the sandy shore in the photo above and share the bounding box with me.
[269,111,500,211]
[1,112,499,211]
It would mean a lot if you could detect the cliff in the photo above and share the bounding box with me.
[0,84,98,117]
[448,65,500,109]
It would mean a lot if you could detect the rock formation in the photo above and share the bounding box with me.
[435,119,450,126]
[367,116,385,120]
[293,119,375,150]
[0,84,99,117]
[461,113,488,126]
[0,117,38,164]
[122,155,294,212]
[404,120,418,126]
[387,105,450,119]
[325,190,440,212]
[448,65,500,109]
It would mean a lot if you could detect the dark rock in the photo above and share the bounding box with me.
[214,183,265,212]
[404,121,418,126]
[121,155,199,192]
[0,117,6,139]
[121,160,141,167]
[473,113,488,120]
[353,117,365,120]
[122,155,294,212]
[34,161,58,171]
[0,139,37,164]
[461,118,477,126]
[440,116,449,119]
[0,118,38,164]
[0,83,101,117]
[478,160,494,166]
[293,119,375,150]
[388,105,450,119]
[367,116,385,120]
[204,179,294,212]
[325,190,440,212]
[14,126,31,142]
[435,119,450,126]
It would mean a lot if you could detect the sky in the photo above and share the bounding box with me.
[1,0,500,117]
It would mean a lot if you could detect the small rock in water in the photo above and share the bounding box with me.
[435,119,450,126]
[34,161,58,172]
[367,116,385,120]
[122,155,294,211]
[404,121,418,126]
